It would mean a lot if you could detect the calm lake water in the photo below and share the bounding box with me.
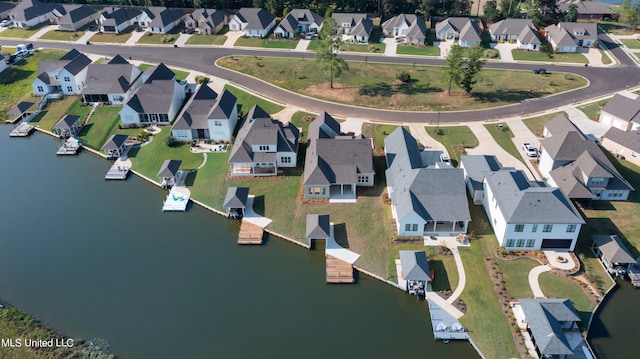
[0,126,476,358]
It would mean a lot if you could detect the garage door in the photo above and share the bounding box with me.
[541,239,573,249]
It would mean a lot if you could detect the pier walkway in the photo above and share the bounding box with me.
[105,158,131,180]
[162,171,190,211]
[9,122,34,137]
[237,220,264,244]
[56,138,81,155]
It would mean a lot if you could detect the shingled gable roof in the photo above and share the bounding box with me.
[189,8,227,27]
[406,17,427,40]
[57,4,96,25]
[209,89,237,119]
[460,155,502,191]
[306,214,331,239]
[100,7,141,27]
[490,18,534,37]
[36,49,91,85]
[142,62,176,83]
[108,54,129,64]
[171,84,218,131]
[223,187,249,209]
[558,0,615,15]
[102,134,128,150]
[7,101,34,115]
[332,13,370,27]
[233,7,275,31]
[125,80,176,114]
[308,111,340,141]
[602,93,640,124]
[435,17,481,41]
[519,298,580,357]
[278,9,322,33]
[53,114,81,131]
[142,6,184,28]
[382,13,415,31]
[604,128,640,153]
[592,234,636,264]
[484,169,583,224]
[10,0,62,22]
[303,137,374,186]
[83,56,140,95]
[400,250,431,281]
[0,2,16,17]
[351,17,373,37]
[156,159,182,178]
[545,24,578,47]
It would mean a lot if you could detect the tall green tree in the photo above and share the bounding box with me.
[621,0,640,30]
[499,0,519,19]
[444,44,464,95]
[315,18,349,89]
[564,3,579,22]
[484,0,502,22]
[460,47,486,95]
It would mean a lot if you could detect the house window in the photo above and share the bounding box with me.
[259,145,269,151]
[526,239,535,248]
[412,224,418,231]
[159,114,169,122]
[63,77,70,82]
[532,224,538,232]
[313,187,322,194]
[566,224,577,233]
[516,239,525,247]
[37,86,44,92]
[405,224,411,232]
[281,157,291,164]
[66,86,73,92]
[214,121,222,127]
[515,224,524,232]
[322,187,326,195]
[358,176,368,183]
[308,188,312,195]
[543,224,553,232]
[505,239,515,247]
[590,178,604,186]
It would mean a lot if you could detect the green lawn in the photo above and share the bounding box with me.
[511,50,588,64]
[578,100,609,121]
[222,84,284,116]
[340,42,385,53]
[539,272,596,326]
[218,56,587,111]
[137,63,189,82]
[599,49,613,64]
[0,50,66,121]
[396,45,440,56]
[289,111,317,143]
[484,123,528,165]
[522,111,567,138]
[75,106,121,150]
[620,39,640,50]
[372,124,406,149]
[0,27,40,39]
[185,34,227,45]
[425,126,478,167]
[28,97,87,131]
[496,257,540,299]
[39,30,84,41]
[136,32,179,45]
[89,31,133,44]
[234,37,299,49]
[306,40,320,51]
[127,128,204,181]
[597,20,640,35]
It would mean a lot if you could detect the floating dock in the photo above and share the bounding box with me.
[162,186,190,211]
[628,262,640,288]
[105,162,130,180]
[237,220,264,244]
[56,138,81,155]
[326,255,354,283]
[427,299,469,341]
[9,122,34,137]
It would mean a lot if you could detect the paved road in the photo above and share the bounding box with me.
[2,32,638,123]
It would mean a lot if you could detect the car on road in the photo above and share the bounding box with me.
[522,143,538,157]
[532,68,547,75]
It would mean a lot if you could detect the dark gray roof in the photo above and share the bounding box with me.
[519,25,541,44]
[100,7,141,27]
[460,155,502,191]
[351,17,373,37]
[125,80,177,114]
[189,8,228,29]
[400,250,431,281]
[157,159,182,178]
[223,187,249,209]
[53,114,80,131]
[57,4,96,26]
[306,214,331,239]
[277,9,322,33]
[602,93,640,124]
[143,63,175,83]
[83,60,140,95]
[0,2,16,18]
[485,169,584,224]
[108,54,129,64]
[143,6,184,28]
[382,14,417,32]
[10,0,62,23]
[308,111,341,141]
[490,18,534,36]
[405,16,427,40]
[436,17,481,42]
[102,134,128,150]
[35,49,91,85]
[332,13,370,27]
[303,137,374,186]
[7,101,34,115]
[604,128,640,153]
[172,84,218,131]
[558,22,597,41]
[519,298,580,356]
[545,24,578,48]
[558,1,615,15]
[384,127,423,177]
[233,7,275,31]
[592,235,636,264]
[210,89,237,119]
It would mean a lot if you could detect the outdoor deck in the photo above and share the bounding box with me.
[326,255,354,283]
[104,162,130,180]
[56,138,81,155]
[628,265,640,288]
[238,220,264,244]
[427,299,469,341]
[9,123,34,137]
[162,186,190,211]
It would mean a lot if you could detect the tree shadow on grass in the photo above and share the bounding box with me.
[75,123,93,137]
[359,81,440,97]
[333,223,350,249]
[473,90,551,104]
[126,145,140,159]
[0,68,35,85]
[27,111,46,123]
[252,194,265,216]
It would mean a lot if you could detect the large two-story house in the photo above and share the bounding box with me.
[229,7,276,38]
[303,112,374,202]
[185,9,228,35]
[489,18,541,50]
[8,0,62,29]
[82,55,143,105]
[51,4,98,31]
[385,127,470,237]
[332,13,373,42]
[228,105,299,176]
[274,9,322,38]
[171,86,238,142]
[96,7,141,34]
[32,49,91,96]
[545,22,597,53]
[138,6,185,34]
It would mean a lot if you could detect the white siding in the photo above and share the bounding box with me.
[277,151,297,167]
[397,211,426,237]
[172,129,193,141]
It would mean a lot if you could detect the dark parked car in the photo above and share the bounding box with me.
[532,68,547,75]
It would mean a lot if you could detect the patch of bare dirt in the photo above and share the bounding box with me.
[305,82,356,104]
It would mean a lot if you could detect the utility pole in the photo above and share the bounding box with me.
[437,111,440,131]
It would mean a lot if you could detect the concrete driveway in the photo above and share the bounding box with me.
[383,37,397,56]
[222,30,244,47]
[436,40,453,58]
[407,123,447,153]
[494,42,516,62]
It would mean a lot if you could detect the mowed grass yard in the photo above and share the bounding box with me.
[522,111,568,137]
[39,30,84,41]
[89,31,132,43]
[511,50,588,64]
[620,38,640,50]
[289,111,317,143]
[484,123,527,165]
[28,97,89,131]
[75,106,122,150]
[578,99,609,121]
[425,125,478,167]
[222,84,284,115]
[395,45,440,56]
[218,56,587,111]
[234,37,299,49]
[185,34,227,45]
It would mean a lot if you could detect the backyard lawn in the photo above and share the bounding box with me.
[496,257,540,299]
[522,111,567,137]
[185,34,227,45]
[234,37,299,49]
[289,111,317,143]
[137,63,189,81]
[89,31,132,43]
[425,125,478,167]
[511,50,588,64]
[39,30,84,41]
[484,123,527,165]
[222,84,284,115]
[28,97,89,131]
[395,45,440,56]
[386,243,459,293]
[539,272,596,326]
[75,106,121,150]
[578,99,609,121]
[218,56,587,111]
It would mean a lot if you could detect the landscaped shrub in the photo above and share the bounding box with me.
[397,71,411,83]
[162,35,174,43]
[164,135,176,147]
[368,45,378,53]
[484,50,498,58]
[195,76,209,84]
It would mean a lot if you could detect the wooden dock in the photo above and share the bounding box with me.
[326,255,354,283]
[238,220,264,245]
[9,123,34,137]
[105,162,130,180]
[56,139,81,155]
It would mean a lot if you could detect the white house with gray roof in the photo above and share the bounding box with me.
[435,17,481,47]
[229,7,276,38]
[460,155,503,204]
[0,2,17,20]
[382,14,427,45]
[8,0,62,29]
[599,93,640,132]
[545,22,597,53]
[489,18,541,50]
[483,168,584,250]
[185,9,228,35]
[332,13,373,43]
[51,4,98,31]
[83,55,143,105]
[171,85,238,142]
[602,128,640,167]
[119,63,186,127]
[228,105,298,176]
[303,112,374,202]
[138,6,185,34]
[32,49,91,96]
[96,7,142,34]
[385,127,470,237]
[274,9,322,38]
[558,0,615,20]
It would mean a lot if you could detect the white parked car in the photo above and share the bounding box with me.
[0,20,10,27]
[522,143,538,157]
[439,153,451,165]
[394,36,403,43]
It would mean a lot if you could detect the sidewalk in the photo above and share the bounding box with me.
[174,33,192,47]
[222,31,243,47]
[28,25,57,40]
[76,31,96,44]
[528,265,551,298]
[124,30,147,45]
[407,123,447,153]
[294,39,310,52]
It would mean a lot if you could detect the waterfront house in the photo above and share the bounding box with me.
[382,14,427,45]
[82,55,143,105]
[483,168,584,250]
[274,9,322,38]
[185,9,228,35]
[489,18,541,50]
[539,114,633,201]
[545,22,597,53]
[435,17,482,47]
[171,86,238,142]
[518,298,581,358]
[459,154,502,205]
[52,114,82,138]
[51,4,98,31]
[223,187,249,218]
[599,93,640,132]
[228,7,276,38]
[0,2,16,20]
[399,250,432,297]
[228,105,299,176]
[8,0,62,29]
[137,6,185,34]
[32,49,91,96]
[591,234,636,277]
[303,112,374,202]
[96,7,142,34]
[332,13,373,43]
[306,214,331,241]
[384,127,470,237]
[119,63,186,127]
[102,134,128,159]
[157,159,182,188]
[558,0,615,20]
[6,101,35,123]
[602,128,640,167]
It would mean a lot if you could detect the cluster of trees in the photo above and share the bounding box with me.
[444,45,486,95]
[483,0,579,26]
[621,0,640,30]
